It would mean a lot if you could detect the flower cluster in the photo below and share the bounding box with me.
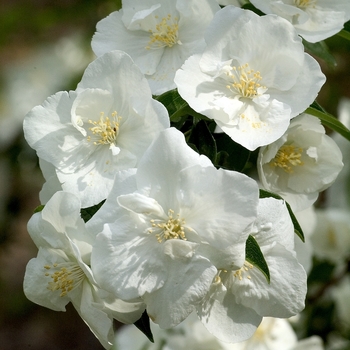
[22,1,349,349]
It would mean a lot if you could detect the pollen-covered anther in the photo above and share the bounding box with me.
[150,209,187,243]
[226,63,266,99]
[270,144,304,173]
[44,262,85,297]
[294,0,317,8]
[146,14,181,49]
[213,275,221,284]
[87,111,121,145]
[233,261,254,281]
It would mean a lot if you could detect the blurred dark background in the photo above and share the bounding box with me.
[0,1,120,349]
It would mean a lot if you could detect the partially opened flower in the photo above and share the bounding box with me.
[175,6,325,151]
[310,208,350,265]
[23,191,145,349]
[231,317,324,350]
[23,51,169,207]
[250,0,350,43]
[258,114,343,211]
[91,127,260,329]
[197,198,307,343]
[91,0,220,95]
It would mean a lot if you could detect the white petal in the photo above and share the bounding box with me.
[136,128,212,209]
[91,217,167,300]
[197,282,262,343]
[177,165,259,267]
[232,243,307,318]
[86,169,137,234]
[72,281,115,349]
[91,11,163,76]
[117,193,165,217]
[252,198,295,251]
[144,240,217,328]
[23,248,70,312]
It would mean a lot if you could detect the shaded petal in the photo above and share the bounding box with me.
[136,128,212,209]
[91,12,163,76]
[197,282,262,343]
[178,165,259,267]
[252,198,295,251]
[232,243,307,318]
[91,216,167,300]
[86,169,137,234]
[72,281,115,349]
[23,248,70,312]
[144,239,217,328]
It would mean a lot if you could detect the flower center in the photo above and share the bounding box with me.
[149,209,187,243]
[87,111,121,145]
[293,0,317,8]
[270,144,304,173]
[233,261,254,281]
[44,262,85,297]
[226,63,266,99]
[146,14,181,49]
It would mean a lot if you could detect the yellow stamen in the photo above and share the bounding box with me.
[44,262,85,297]
[294,0,317,8]
[87,111,121,146]
[226,63,266,99]
[233,261,254,281]
[270,144,304,173]
[146,14,181,49]
[149,209,187,243]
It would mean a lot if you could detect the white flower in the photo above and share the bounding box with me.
[23,51,169,207]
[331,275,350,329]
[91,0,220,95]
[91,127,260,329]
[175,6,325,151]
[310,208,350,265]
[113,312,234,350]
[232,317,324,350]
[113,315,323,350]
[250,0,350,43]
[197,198,307,343]
[258,114,343,211]
[328,98,350,210]
[23,191,145,349]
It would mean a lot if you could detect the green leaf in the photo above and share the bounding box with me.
[245,235,270,284]
[134,310,154,343]
[213,132,251,172]
[259,189,305,242]
[188,120,217,163]
[34,204,45,213]
[306,103,350,142]
[155,89,189,122]
[302,40,337,67]
[80,200,105,223]
[337,20,350,40]
[155,88,210,123]
[115,0,122,10]
[241,3,265,16]
[337,29,350,41]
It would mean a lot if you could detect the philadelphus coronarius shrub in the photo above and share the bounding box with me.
[23,1,350,349]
